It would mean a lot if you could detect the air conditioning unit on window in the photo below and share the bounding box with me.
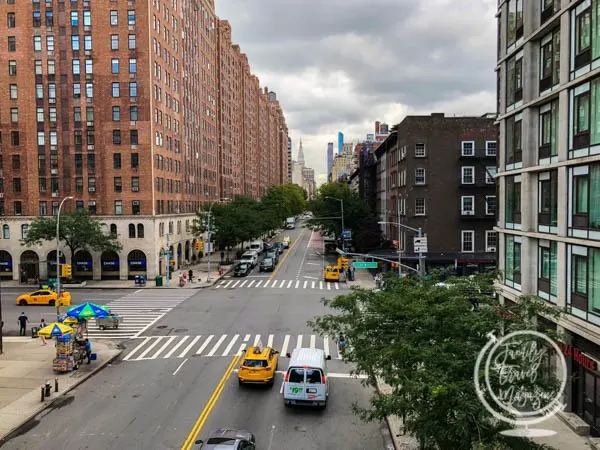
[488,247,496,252]
[51,168,58,175]
[0,193,4,199]
[51,192,59,197]
[463,210,474,215]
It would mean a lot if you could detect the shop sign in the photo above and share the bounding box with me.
[0,261,12,267]
[559,342,598,372]
[102,261,119,267]
[75,261,92,266]
[129,260,146,267]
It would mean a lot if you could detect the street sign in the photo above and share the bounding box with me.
[353,261,378,269]
[342,230,352,240]
[414,236,428,253]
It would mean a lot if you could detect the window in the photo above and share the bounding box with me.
[415,168,425,185]
[505,235,522,287]
[415,143,426,157]
[46,36,54,52]
[539,171,558,231]
[7,12,15,28]
[542,0,560,24]
[461,231,474,252]
[538,240,558,300]
[128,34,136,49]
[7,36,16,52]
[137,223,144,236]
[36,107,44,123]
[39,201,47,216]
[113,130,121,145]
[73,107,81,122]
[13,202,21,216]
[485,231,497,252]
[115,201,123,215]
[113,153,121,169]
[506,0,523,48]
[131,176,140,192]
[461,141,475,156]
[35,60,42,75]
[71,11,79,26]
[110,10,118,26]
[84,35,92,51]
[21,224,28,239]
[506,175,522,227]
[112,82,120,97]
[129,82,137,97]
[11,131,19,146]
[83,11,91,27]
[49,108,56,122]
[12,155,20,171]
[45,10,53,27]
[12,178,21,193]
[486,196,497,215]
[130,106,138,121]
[130,130,139,145]
[129,58,137,73]
[111,34,119,50]
[8,60,16,76]
[506,113,523,166]
[569,246,600,313]
[112,106,120,121]
[37,132,45,146]
[32,11,41,27]
[131,153,139,168]
[574,3,592,72]
[571,163,600,232]
[539,100,558,160]
[111,58,119,74]
[486,141,497,156]
[128,223,135,238]
[85,59,93,74]
[85,83,93,98]
[114,177,122,192]
[486,167,497,184]
[132,201,141,215]
[47,60,55,75]
[540,28,560,92]
[127,10,136,25]
[506,51,523,107]
[461,196,475,215]
[415,198,426,216]
[461,166,474,184]
[87,176,96,193]
[2,225,9,239]
[71,35,80,51]
[9,84,17,99]
[10,108,18,123]
[72,60,80,75]
[110,224,117,237]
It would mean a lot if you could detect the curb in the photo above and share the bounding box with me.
[0,348,123,444]
[194,267,233,289]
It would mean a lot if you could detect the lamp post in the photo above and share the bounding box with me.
[56,195,73,320]
[324,196,345,251]
[205,197,231,282]
[378,220,426,277]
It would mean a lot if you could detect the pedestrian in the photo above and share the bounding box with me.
[84,338,92,364]
[18,312,28,336]
[39,318,47,345]
[188,269,193,282]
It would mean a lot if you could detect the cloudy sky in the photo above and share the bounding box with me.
[215,0,497,185]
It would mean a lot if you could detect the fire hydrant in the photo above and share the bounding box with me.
[218,267,225,276]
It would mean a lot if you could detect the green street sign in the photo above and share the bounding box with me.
[353,261,378,269]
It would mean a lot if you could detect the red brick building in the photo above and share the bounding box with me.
[0,0,289,281]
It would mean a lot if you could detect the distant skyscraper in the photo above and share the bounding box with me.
[327,143,334,181]
[338,132,344,154]
[297,139,305,165]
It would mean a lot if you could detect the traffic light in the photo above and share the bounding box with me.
[392,240,399,249]
[61,264,72,277]
[391,262,399,268]
[196,240,204,251]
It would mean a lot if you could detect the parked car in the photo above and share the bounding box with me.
[233,263,252,277]
[272,242,284,254]
[195,428,256,449]
[240,251,259,268]
[263,242,274,252]
[266,250,279,265]
[259,258,275,272]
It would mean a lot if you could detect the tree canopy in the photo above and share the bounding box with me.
[22,212,122,260]
[310,274,560,450]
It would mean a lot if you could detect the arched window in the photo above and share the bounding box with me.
[137,224,144,238]
[128,224,136,238]
[110,224,117,236]
[21,224,29,239]
[2,224,10,239]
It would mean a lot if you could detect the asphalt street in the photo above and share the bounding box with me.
[0,222,387,450]
[1,288,130,335]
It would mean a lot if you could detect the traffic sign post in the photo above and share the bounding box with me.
[353,261,378,269]
[413,236,428,253]
[342,230,352,240]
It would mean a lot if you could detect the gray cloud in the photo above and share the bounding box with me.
[215,0,496,177]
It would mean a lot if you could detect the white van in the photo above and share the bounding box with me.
[240,251,259,268]
[282,348,331,409]
[249,240,264,254]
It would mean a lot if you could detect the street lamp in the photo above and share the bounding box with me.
[56,195,74,320]
[205,197,231,282]
[378,220,426,277]
[324,196,345,251]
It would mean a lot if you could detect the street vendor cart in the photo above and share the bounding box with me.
[96,314,122,330]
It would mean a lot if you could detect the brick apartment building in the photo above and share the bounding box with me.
[374,113,498,274]
[0,0,288,281]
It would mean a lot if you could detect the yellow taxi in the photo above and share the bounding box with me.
[16,289,71,306]
[238,345,279,386]
[282,236,291,248]
[324,265,341,281]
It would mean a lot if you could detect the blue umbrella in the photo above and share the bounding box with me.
[66,302,110,319]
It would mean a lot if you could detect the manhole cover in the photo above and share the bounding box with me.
[294,426,307,432]
[174,329,187,333]
[156,325,167,329]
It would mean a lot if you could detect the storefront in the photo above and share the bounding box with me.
[561,333,600,436]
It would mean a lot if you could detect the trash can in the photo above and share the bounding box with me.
[31,326,39,338]
[155,276,163,287]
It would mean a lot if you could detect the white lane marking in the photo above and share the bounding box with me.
[237,334,251,354]
[304,276,318,280]
[281,335,290,356]
[215,281,224,289]
[296,335,303,349]
[287,280,293,288]
[248,280,255,287]
[136,337,164,360]
[306,262,321,265]
[172,358,188,376]
[150,336,177,359]
[164,336,189,358]
[207,335,228,356]
[255,280,263,287]
[264,280,271,287]
[134,289,143,294]
[234,369,367,380]
[231,280,240,288]
[222,334,239,356]
[271,280,279,288]
[295,280,300,289]
[239,280,248,287]
[267,334,274,348]
[319,281,323,290]
[335,283,339,290]
[327,283,331,290]
[324,335,330,357]
[132,312,167,339]
[311,281,315,289]
[195,335,215,355]
[303,281,308,289]
[123,337,151,361]
[279,379,285,394]
[310,335,316,349]
[179,336,202,358]
[253,334,261,347]
[223,280,233,288]
[297,229,314,279]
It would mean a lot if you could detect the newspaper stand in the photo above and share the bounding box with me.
[53,334,74,373]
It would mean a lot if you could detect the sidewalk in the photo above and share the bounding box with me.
[347,267,377,290]
[0,336,122,442]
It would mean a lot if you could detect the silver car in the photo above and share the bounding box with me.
[196,428,256,449]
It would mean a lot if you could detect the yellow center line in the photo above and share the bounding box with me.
[181,354,241,450]
[269,228,307,280]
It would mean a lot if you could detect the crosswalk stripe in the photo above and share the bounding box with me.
[123,337,151,361]
[239,280,248,288]
[254,335,261,347]
[327,283,331,290]
[264,280,271,287]
[238,334,251,354]
[150,336,177,359]
[297,335,303,349]
[195,335,214,355]
[271,280,279,288]
[324,335,330,357]
[335,283,339,290]
[310,335,316,349]
[281,335,290,356]
[224,280,233,288]
[295,280,300,288]
[232,280,240,288]
[137,336,164,360]
[287,280,293,288]
[255,280,263,287]
[222,334,239,356]
[267,334,274,348]
[248,280,255,287]
[179,336,202,358]
[312,281,315,289]
[303,281,307,289]
[319,281,323,290]
[207,334,228,356]
[164,335,189,358]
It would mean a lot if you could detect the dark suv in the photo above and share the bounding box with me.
[196,428,256,449]
[234,263,251,277]
[259,257,275,272]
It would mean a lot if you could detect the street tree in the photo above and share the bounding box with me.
[310,274,560,450]
[22,212,122,261]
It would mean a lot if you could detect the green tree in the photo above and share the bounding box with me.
[22,212,122,261]
[310,274,559,450]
